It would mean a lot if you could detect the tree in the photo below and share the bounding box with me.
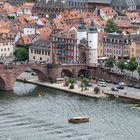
[94,87,100,94]
[68,78,76,89]
[104,19,120,33]
[105,58,114,69]
[82,78,89,90]
[80,82,85,92]
[24,0,36,2]
[138,66,140,80]
[14,48,28,62]
[127,57,138,77]
[63,76,69,87]
[117,59,126,72]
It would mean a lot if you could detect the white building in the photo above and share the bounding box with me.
[23,26,36,36]
[0,39,14,62]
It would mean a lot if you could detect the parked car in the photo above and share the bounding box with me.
[118,82,126,86]
[25,69,33,73]
[127,84,134,87]
[98,79,105,82]
[98,81,107,87]
[116,85,124,89]
[106,80,112,83]
[31,72,36,76]
[88,83,93,87]
[111,87,119,91]
[56,77,64,81]
[133,85,140,89]
[113,81,119,84]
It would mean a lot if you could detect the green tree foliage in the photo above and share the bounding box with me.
[24,0,35,2]
[117,59,126,72]
[138,66,140,80]
[63,76,69,87]
[127,57,138,76]
[68,78,76,89]
[105,58,114,68]
[94,87,100,94]
[7,16,15,19]
[104,19,120,33]
[80,82,85,92]
[79,78,89,91]
[14,48,29,62]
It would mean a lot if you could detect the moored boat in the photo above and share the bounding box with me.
[68,116,89,124]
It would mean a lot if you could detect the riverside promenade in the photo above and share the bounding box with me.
[17,73,140,101]
[17,73,107,99]
[103,89,140,101]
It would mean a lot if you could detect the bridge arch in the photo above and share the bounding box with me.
[0,77,6,90]
[78,69,88,77]
[31,68,47,81]
[17,67,48,82]
[61,69,73,78]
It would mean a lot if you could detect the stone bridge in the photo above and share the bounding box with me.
[0,64,88,90]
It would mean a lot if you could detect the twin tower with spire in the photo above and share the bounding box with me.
[77,18,98,66]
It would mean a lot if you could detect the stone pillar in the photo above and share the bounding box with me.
[3,73,16,90]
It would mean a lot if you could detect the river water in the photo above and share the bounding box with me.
[0,81,140,140]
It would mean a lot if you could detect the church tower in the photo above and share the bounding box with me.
[88,19,98,65]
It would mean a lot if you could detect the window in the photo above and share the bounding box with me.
[42,51,44,55]
[33,56,35,59]
[40,57,42,60]
[45,51,47,55]
[31,49,33,53]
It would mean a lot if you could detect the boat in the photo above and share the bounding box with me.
[68,116,89,124]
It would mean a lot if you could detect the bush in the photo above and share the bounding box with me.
[69,83,74,89]
[80,74,84,79]
[94,87,100,94]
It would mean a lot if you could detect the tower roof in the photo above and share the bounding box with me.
[78,18,86,31]
[88,19,97,33]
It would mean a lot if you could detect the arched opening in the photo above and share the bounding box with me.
[0,77,6,90]
[17,68,47,82]
[61,69,73,78]
[78,69,87,77]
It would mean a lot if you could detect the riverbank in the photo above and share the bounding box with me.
[17,73,140,102]
[103,89,140,102]
[17,73,107,99]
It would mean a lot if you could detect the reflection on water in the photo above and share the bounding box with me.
[0,81,140,140]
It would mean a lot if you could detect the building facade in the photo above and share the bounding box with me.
[51,30,77,64]
[29,39,51,63]
[103,33,140,60]
[32,0,70,18]
[66,0,140,11]
[0,39,14,63]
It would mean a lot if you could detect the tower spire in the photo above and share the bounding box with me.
[88,19,97,33]
[78,18,86,30]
